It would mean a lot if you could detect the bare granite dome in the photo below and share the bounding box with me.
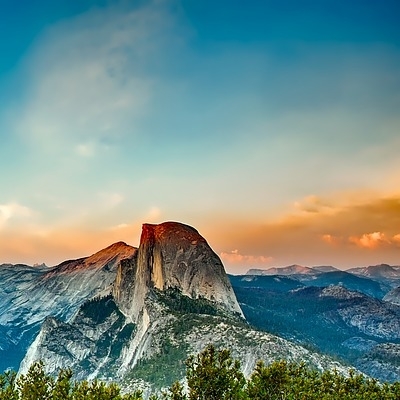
[113,221,243,320]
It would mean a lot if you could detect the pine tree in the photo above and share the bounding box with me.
[185,345,246,400]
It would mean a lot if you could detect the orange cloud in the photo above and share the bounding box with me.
[203,193,400,270]
[321,234,342,246]
[392,234,400,245]
[348,232,390,249]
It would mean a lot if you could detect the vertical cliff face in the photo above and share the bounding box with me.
[113,221,243,320]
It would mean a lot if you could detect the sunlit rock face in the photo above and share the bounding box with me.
[114,221,243,321]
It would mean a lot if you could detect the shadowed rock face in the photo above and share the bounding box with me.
[114,221,243,320]
[383,287,400,305]
[0,242,136,373]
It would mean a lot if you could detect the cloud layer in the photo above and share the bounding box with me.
[209,194,400,271]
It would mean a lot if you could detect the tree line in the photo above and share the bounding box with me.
[2,345,400,399]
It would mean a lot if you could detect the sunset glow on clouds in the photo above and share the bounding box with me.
[220,250,273,269]
[323,231,400,249]
[349,232,390,249]
[0,0,399,271]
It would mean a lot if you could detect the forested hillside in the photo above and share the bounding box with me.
[2,346,400,399]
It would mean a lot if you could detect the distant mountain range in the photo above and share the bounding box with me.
[247,264,400,285]
[231,264,400,381]
[247,265,341,275]
[244,264,400,298]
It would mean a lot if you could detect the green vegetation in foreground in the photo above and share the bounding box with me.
[3,345,400,399]
[0,361,141,400]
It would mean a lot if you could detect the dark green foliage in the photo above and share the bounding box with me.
[17,361,53,400]
[52,368,73,400]
[245,360,400,400]
[185,345,246,400]
[161,382,186,400]
[80,294,116,325]
[0,370,18,400]
[161,346,400,400]
[0,361,142,400]
[156,288,219,316]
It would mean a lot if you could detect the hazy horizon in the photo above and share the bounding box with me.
[1,225,398,274]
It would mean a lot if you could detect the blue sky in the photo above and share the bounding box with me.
[1,0,400,271]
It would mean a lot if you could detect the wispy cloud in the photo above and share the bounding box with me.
[75,143,95,157]
[204,193,400,270]
[0,202,33,228]
[13,1,177,157]
[321,234,341,246]
[144,206,162,222]
[293,195,338,215]
[98,192,124,209]
[111,223,129,230]
[220,249,273,268]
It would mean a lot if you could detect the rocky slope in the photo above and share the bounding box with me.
[345,264,400,289]
[113,222,243,322]
[383,287,400,305]
[0,242,135,371]
[231,277,400,382]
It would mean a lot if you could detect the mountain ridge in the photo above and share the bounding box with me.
[4,221,400,392]
[15,221,349,394]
